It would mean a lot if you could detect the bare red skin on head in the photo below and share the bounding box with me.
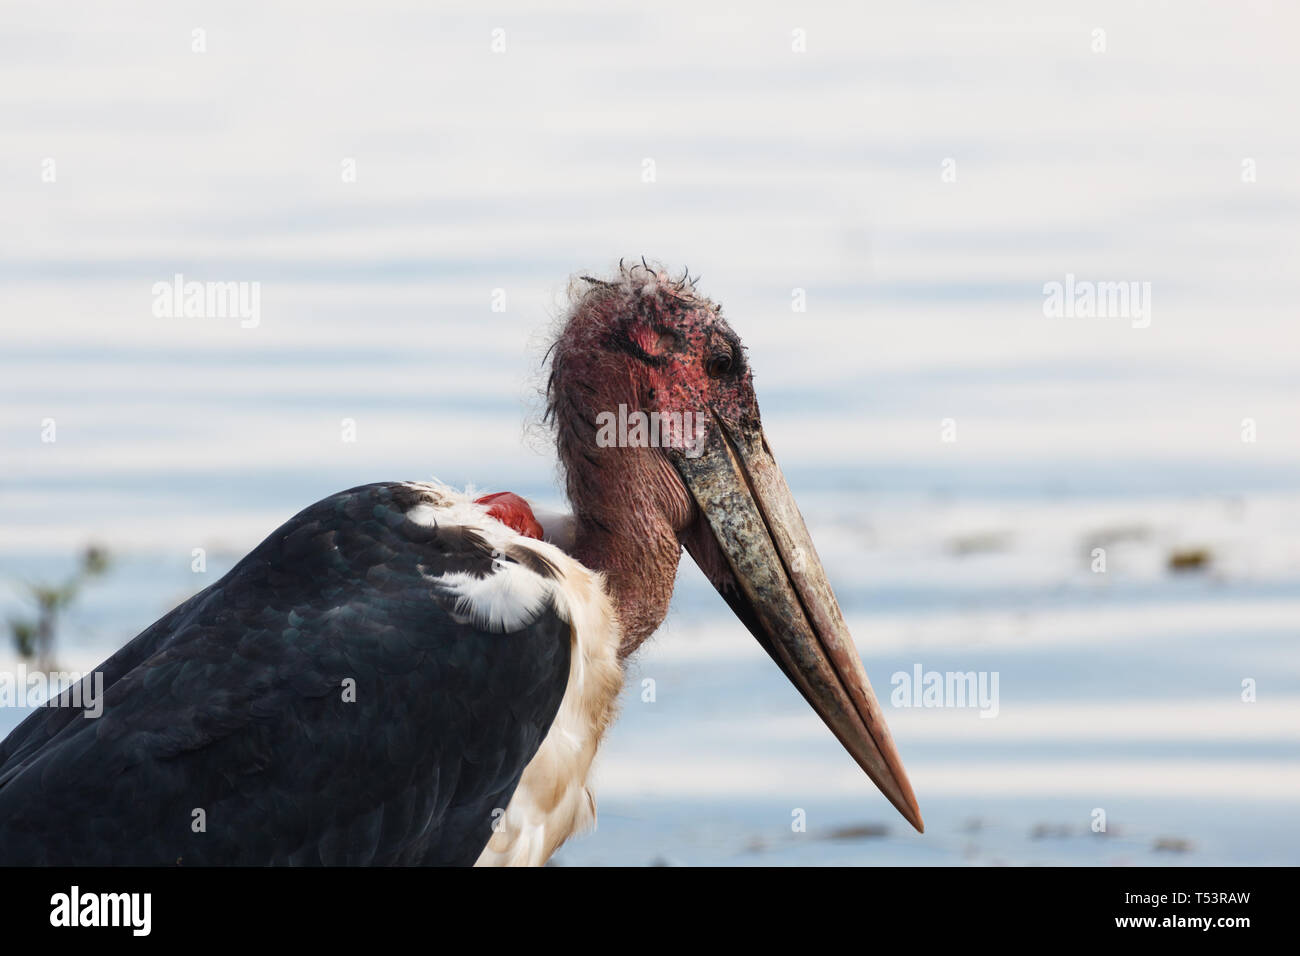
[474,492,544,540]
[545,264,759,655]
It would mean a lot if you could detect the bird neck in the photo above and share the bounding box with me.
[571,510,681,660]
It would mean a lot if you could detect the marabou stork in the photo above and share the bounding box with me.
[0,263,922,866]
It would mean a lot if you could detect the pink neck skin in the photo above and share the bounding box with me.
[568,450,690,660]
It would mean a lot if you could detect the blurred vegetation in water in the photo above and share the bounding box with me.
[7,545,110,671]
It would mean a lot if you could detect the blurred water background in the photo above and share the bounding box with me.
[1,1,1297,864]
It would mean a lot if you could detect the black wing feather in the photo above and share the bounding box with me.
[0,482,571,865]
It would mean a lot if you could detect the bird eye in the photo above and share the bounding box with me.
[707,352,732,378]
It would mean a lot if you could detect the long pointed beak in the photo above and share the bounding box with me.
[671,415,924,833]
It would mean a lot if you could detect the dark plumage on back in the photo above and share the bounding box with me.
[0,482,571,865]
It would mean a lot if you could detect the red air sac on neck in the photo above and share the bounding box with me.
[474,492,544,540]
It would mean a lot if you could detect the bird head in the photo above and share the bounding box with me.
[546,260,923,833]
